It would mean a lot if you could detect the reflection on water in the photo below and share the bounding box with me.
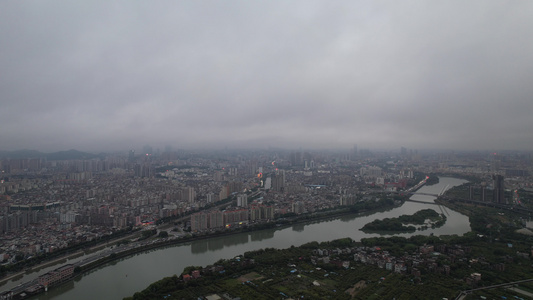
[33,280,75,300]
[191,227,281,254]
[339,214,359,222]
[249,229,274,242]
[191,233,250,254]
[292,224,305,232]
[190,240,208,254]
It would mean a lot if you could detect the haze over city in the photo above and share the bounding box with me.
[1,1,533,152]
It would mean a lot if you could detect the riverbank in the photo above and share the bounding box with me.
[0,229,143,289]
[125,231,533,300]
[26,177,473,300]
[76,199,405,269]
[1,198,404,298]
[0,251,83,287]
[126,195,533,300]
[0,201,232,287]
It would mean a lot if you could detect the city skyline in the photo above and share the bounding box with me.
[1,1,533,152]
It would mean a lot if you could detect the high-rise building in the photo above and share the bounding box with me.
[292,201,305,214]
[351,144,358,160]
[228,181,243,194]
[208,211,224,228]
[191,213,208,231]
[263,206,274,219]
[492,174,505,204]
[219,185,230,201]
[249,205,274,221]
[367,166,382,178]
[237,194,248,208]
[290,152,302,166]
[143,145,153,155]
[28,158,41,171]
[213,171,224,182]
[133,163,154,178]
[206,193,214,203]
[128,150,135,162]
[340,195,357,206]
[223,209,248,225]
[245,160,258,176]
[272,170,285,192]
[228,167,238,176]
[182,187,196,203]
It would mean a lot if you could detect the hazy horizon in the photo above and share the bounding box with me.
[2,1,533,153]
[1,146,529,156]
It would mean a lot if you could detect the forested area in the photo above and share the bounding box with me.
[125,231,533,300]
[360,209,445,232]
[125,202,533,300]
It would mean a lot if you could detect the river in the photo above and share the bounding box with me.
[30,177,468,299]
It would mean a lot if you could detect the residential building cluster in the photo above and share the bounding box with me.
[313,243,510,287]
[0,147,532,266]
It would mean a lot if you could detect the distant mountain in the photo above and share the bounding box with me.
[0,149,45,159]
[0,149,100,160]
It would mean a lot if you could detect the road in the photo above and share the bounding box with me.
[1,196,240,296]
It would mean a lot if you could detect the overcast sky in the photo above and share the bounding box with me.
[1,1,533,153]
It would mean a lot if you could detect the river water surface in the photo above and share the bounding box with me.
[32,177,468,299]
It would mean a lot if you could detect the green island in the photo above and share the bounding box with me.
[424,174,439,186]
[360,209,446,233]
[124,202,533,300]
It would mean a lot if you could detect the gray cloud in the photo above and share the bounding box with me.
[1,1,533,152]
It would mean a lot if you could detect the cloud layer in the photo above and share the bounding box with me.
[1,1,533,152]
